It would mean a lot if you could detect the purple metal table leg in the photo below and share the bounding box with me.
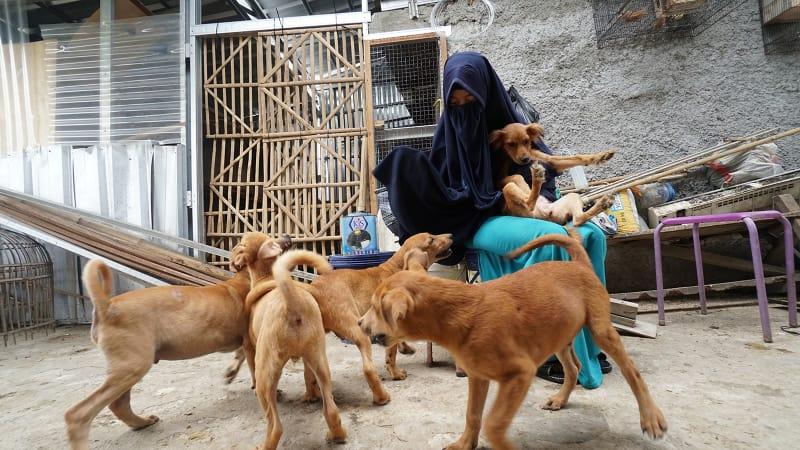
[654,223,666,326]
[777,216,798,327]
[692,223,708,315]
[743,217,773,343]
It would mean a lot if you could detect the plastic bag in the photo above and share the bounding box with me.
[508,85,540,124]
[706,143,783,188]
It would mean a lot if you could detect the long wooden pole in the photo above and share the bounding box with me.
[583,127,800,202]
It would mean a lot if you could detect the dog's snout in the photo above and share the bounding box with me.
[357,318,363,327]
[520,156,532,164]
[279,235,292,250]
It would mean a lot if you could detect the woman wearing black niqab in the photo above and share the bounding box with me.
[374,51,608,389]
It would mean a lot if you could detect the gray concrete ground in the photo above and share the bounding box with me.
[1,305,799,449]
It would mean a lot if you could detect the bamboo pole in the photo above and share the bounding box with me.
[583,128,800,202]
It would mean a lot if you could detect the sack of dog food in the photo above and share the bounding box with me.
[605,189,641,235]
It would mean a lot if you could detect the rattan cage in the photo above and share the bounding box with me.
[0,228,55,346]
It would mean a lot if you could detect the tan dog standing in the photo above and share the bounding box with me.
[359,232,667,450]
[64,235,289,450]
[490,122,615,225]
[226,232,454,405]
[233,233,346,449]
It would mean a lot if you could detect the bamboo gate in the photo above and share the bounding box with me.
[202,26,374,263]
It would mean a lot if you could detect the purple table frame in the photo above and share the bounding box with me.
[654,211,798,343]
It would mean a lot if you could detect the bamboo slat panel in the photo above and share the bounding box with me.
[202,28,370,264]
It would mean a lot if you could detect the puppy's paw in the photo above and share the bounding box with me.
[541,395,567,411]
[132,415,159,430]
[398,342,416,355]
[443,436,478,450]
[531,163,546,182]
[597,195,615,211]
[222,368,238,384]
[301,390,321,403]
[326,429,348,445]
[373,391,391,406]
[388,367,408,381]
[594,149,616,164]
[641,407,668,439]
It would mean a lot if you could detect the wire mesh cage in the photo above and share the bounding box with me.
[370,38,442,130]
[759,1,800,54]
[0,228,54,346]
[591,0,747,47]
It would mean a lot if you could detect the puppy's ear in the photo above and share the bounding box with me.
[403,249,429,272]
[526,123,544,141]
[380,288,415,329]
[257,240,282,261]
[488,130,505,149]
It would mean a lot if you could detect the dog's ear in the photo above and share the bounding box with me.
[257,240,282,261]
[526,123,544,141]
[403,249,429,272]
[488,130,505,149]
[380,288,415,329]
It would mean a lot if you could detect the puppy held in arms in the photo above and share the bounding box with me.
[490,122,615,226]
[359,232,667,450]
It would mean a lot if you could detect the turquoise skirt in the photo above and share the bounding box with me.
[468,216,606,389]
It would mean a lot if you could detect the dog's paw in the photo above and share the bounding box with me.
[373,391,391,406]
[132,415,159,430]
[597,195,614,210]
[389,367,408,381]
[398,342,416,355]
[641,407,668,439]
[541,396,568,411]
[301,391,321,403]
[443,436,478,450]
[531,163,546,182]
[594,149,616,164]
[326,429,348,444]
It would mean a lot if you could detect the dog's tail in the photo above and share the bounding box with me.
[505,228,591,267]
[273,250,332,308]
[82,259,113,318]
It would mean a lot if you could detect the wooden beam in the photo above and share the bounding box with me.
[774,194,800,239]
[660,244,787,276]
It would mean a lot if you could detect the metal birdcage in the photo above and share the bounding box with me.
[0,228,55,346]
[591,0,747,47]
[759,0,800,54]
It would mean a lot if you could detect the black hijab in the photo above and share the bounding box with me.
[373,52,556,264]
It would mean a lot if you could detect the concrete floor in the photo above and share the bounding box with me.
[1,306,798,450]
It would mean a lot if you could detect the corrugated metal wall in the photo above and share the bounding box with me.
[39,14,184,146]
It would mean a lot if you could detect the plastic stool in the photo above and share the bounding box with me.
[654,211,797,343]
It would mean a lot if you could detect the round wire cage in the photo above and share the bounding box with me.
[0,228,55,346]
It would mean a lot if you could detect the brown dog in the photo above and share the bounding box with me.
[235,234,346,449]
[490,122,615,225]
[64,235,290,450]
[226,232,454,405]
[359,232,667,450]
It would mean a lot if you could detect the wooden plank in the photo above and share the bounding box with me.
[660,244,787,276]
[774,194,800,239]
[611,313,637,327]
[614,320,658,339]
[612,275,794,301]
[610,298,638,319]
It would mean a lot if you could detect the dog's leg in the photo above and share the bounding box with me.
[445,377,489,450]
[342,323,391,405]
[526,164,546,211]
[64,363,152,450]
[501,176,535,218]
[398,341,416,355]
[587,317,667,439]
[108,389,159,429]
[542,346,580,411]
[304,347,347,444]
[530,149,615,173]
[223,347,246,385]
[255,358,286,450]
[385,344,407,380]
[301,363,322,402]
[243,337,257,389]
[572,194,614,226]
[483,371,534,450]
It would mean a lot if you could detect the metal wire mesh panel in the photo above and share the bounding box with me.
[0,228,54,346]
[202,27,371,264]
[759,1,800,54]
[591,0,747,47]
[370,38,441,129]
